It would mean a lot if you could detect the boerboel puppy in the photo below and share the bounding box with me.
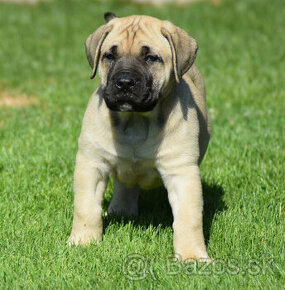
[68,12,211,262]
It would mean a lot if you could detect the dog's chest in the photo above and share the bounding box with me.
[113,114,150,146]
[110,115,162,189]
[111,114,160,159]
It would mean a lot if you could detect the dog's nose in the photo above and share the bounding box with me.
[115,76,135,91]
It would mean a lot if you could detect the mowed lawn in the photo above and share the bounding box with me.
[0,0,284,288]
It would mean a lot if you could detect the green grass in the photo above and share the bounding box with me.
[0,0,284,288]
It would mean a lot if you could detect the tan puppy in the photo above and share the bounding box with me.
[68,12,211,261]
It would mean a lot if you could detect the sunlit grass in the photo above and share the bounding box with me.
[0,0,284,287]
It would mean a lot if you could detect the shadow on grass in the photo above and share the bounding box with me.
[103,181,226,245]
[202,182,227,245]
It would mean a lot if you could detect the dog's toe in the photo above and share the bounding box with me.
[67,230,102,246]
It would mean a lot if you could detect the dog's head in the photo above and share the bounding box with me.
[85,13,198,112]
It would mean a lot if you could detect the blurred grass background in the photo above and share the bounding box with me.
[0,0,284,288]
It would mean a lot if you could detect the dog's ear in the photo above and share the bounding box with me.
[104,12,117,23]
[85,25,113,79]
[161,22,198,83]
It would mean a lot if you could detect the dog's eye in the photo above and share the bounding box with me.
[145,55,160,64]
[103,53,115,61]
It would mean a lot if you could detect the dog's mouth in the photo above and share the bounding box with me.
[116,101,133,112]
[103,92,158,112]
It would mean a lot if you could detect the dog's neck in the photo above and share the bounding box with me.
[109,111,154,146]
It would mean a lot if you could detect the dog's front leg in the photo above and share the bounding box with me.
[162,165,210,261]
[68,151,108,246]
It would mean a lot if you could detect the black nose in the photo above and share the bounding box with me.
[115,76,135,91]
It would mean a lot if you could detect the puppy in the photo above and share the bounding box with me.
[68,12,211,261]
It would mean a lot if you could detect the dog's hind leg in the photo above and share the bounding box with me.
[107,180,140,217]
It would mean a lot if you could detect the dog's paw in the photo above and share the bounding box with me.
[174,251,212,263]
[67,230,102,246]
[107,203,138,218]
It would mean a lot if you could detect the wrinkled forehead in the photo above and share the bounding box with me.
[102,16,170,56]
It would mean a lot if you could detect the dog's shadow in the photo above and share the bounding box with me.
[103,181,226,244]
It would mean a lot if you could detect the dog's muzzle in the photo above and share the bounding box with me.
[103,62,157,112]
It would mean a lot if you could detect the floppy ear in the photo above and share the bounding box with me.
[161,22,198,83]
[85,25,113,79]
